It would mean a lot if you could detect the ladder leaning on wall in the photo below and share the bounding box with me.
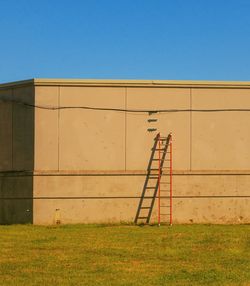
[135,132,173,225]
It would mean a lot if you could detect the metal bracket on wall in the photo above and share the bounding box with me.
[147,128,157,132]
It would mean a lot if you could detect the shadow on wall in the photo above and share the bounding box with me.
[0,175,33,224]
[134,134,159,224]
[0,87,34,224]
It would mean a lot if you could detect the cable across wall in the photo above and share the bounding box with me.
[2,98,250,113]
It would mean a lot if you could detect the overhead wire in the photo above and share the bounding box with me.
[2,98,250,113]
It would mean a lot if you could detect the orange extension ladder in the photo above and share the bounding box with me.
[135,133,173,225]
[157,133,173,226]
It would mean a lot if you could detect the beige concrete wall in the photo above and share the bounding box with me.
[30,83,250,224]
[34,85,250,173]
[59,86,126,170]
[33,173,250,224]
[126,87,190,170]
[33,175,145,224]
[34,86,59,170]
[1,79,250,224]
[34,86,126,171]
[192,88,250,170]
[34,86,190,172]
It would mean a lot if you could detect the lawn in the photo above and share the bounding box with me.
[0,224,249,286]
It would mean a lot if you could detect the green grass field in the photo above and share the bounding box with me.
[0,224,249,286]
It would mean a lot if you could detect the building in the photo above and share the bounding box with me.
[0,78,250,224]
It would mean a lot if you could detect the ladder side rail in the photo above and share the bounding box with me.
[169,133,173,226]
[158,133,161,226]
[158,133,171,225]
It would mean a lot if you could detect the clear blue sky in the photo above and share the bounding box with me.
[1,0,250,82]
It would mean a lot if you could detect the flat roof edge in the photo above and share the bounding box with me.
[30,78,250,88]
[1,78,250,88]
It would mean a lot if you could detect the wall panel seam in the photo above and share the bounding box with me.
[58,86,60,171]
[11,88,14,170]
[190,88,192,171]
[125,87,127,171]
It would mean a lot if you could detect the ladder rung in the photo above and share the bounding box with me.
[138,217,148,219]
[154,149,166,151]
[145,187,156,189]
[150,168,170,171]
[161,182,170,184]
[160,214,170,216]
[141,207,151,209]
[151,160,170,163]
[160,190,170,192]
